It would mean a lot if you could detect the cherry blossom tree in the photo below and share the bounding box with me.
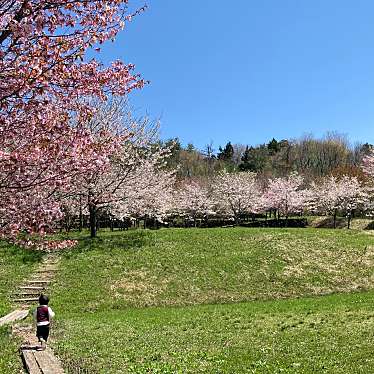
[62,99,176,237]
[67,141,175,237]
[111,162,175,228]
[213,171,261,224]
[360,150,374,220]
[173,180,214,226]
[0,1,145,238]
[362,149,374,178]
[307,175,368,228]
[263,173,305,221]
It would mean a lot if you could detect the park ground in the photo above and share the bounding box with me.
[1,226,374,373]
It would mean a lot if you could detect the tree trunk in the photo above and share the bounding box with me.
[347,212,352,229]
[333,210,337,229]
[78,195,83,232]
[89,203,97,238]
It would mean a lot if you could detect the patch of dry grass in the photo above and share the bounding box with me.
[280,241,374,295]
[110,269,170,304]
[49,228,374,372]
[51,228,374,313]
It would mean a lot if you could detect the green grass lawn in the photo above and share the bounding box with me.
[47,227,374,373]
[0,326,24,374]
[54,292,374,373]
[0,241,42,315]
[0,241,42,373]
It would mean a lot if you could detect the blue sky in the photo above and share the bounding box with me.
[96,0,374,150]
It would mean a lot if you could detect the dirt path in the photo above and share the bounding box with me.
[1,253,65,373]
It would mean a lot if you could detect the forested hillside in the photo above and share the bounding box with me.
[163,133,372,182]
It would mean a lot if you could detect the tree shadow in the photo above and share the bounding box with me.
[312,217,347,229]
[364,221,374,230]
[0,241,43,265]
[62,230,155,258]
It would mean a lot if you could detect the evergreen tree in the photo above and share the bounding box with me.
[267,138,280,155]
[238,146,251,171]
[360,143,374,156]
[238,145,268,172]
[164,138,182,169]
[217,141,234,162]
[186,143,195,152]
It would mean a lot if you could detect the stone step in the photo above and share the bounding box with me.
[19,286,45,291]
[34,348,65,374]
[0,309,29,326]
[22,348,64,374]
[35,268,58,272]
[22,350,42,374]
[17,291,43,298]
[14,297,39,303]
[28,279,53,284]
[15,292,41,297]
[26,280,51,284]
[16,288,42,292]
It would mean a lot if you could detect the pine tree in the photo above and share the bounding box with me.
[267,138,280,155]
[217,141,234,162]
[238,146,251,171]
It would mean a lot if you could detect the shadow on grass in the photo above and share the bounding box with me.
[312,217,347,229]
[364,221,374,230]
[63,230,155,258]
[0,241,43,264]
[241,218,308,228]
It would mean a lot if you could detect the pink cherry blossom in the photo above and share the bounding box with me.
[0,1,146,238]
[306,175,368,228]
[263,173,305,218]
[213,171,262,223]
[172,180,214,225]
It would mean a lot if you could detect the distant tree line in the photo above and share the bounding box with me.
[56,131,374,236]
[161,133,373,182]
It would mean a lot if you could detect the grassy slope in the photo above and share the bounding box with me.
[53,228,374,310]
[49,228,374,373]
[0,241,42,315]
[0,241,42,373]
[54,292,374,373]
[0,326,24,374]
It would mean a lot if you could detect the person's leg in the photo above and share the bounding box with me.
[36,326,44,350]
[43,325,50,343]
[36,326,42,342]
[37,326,49,350]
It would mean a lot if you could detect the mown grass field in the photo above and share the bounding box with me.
[44,227,374,373]
[0,241,42,373]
